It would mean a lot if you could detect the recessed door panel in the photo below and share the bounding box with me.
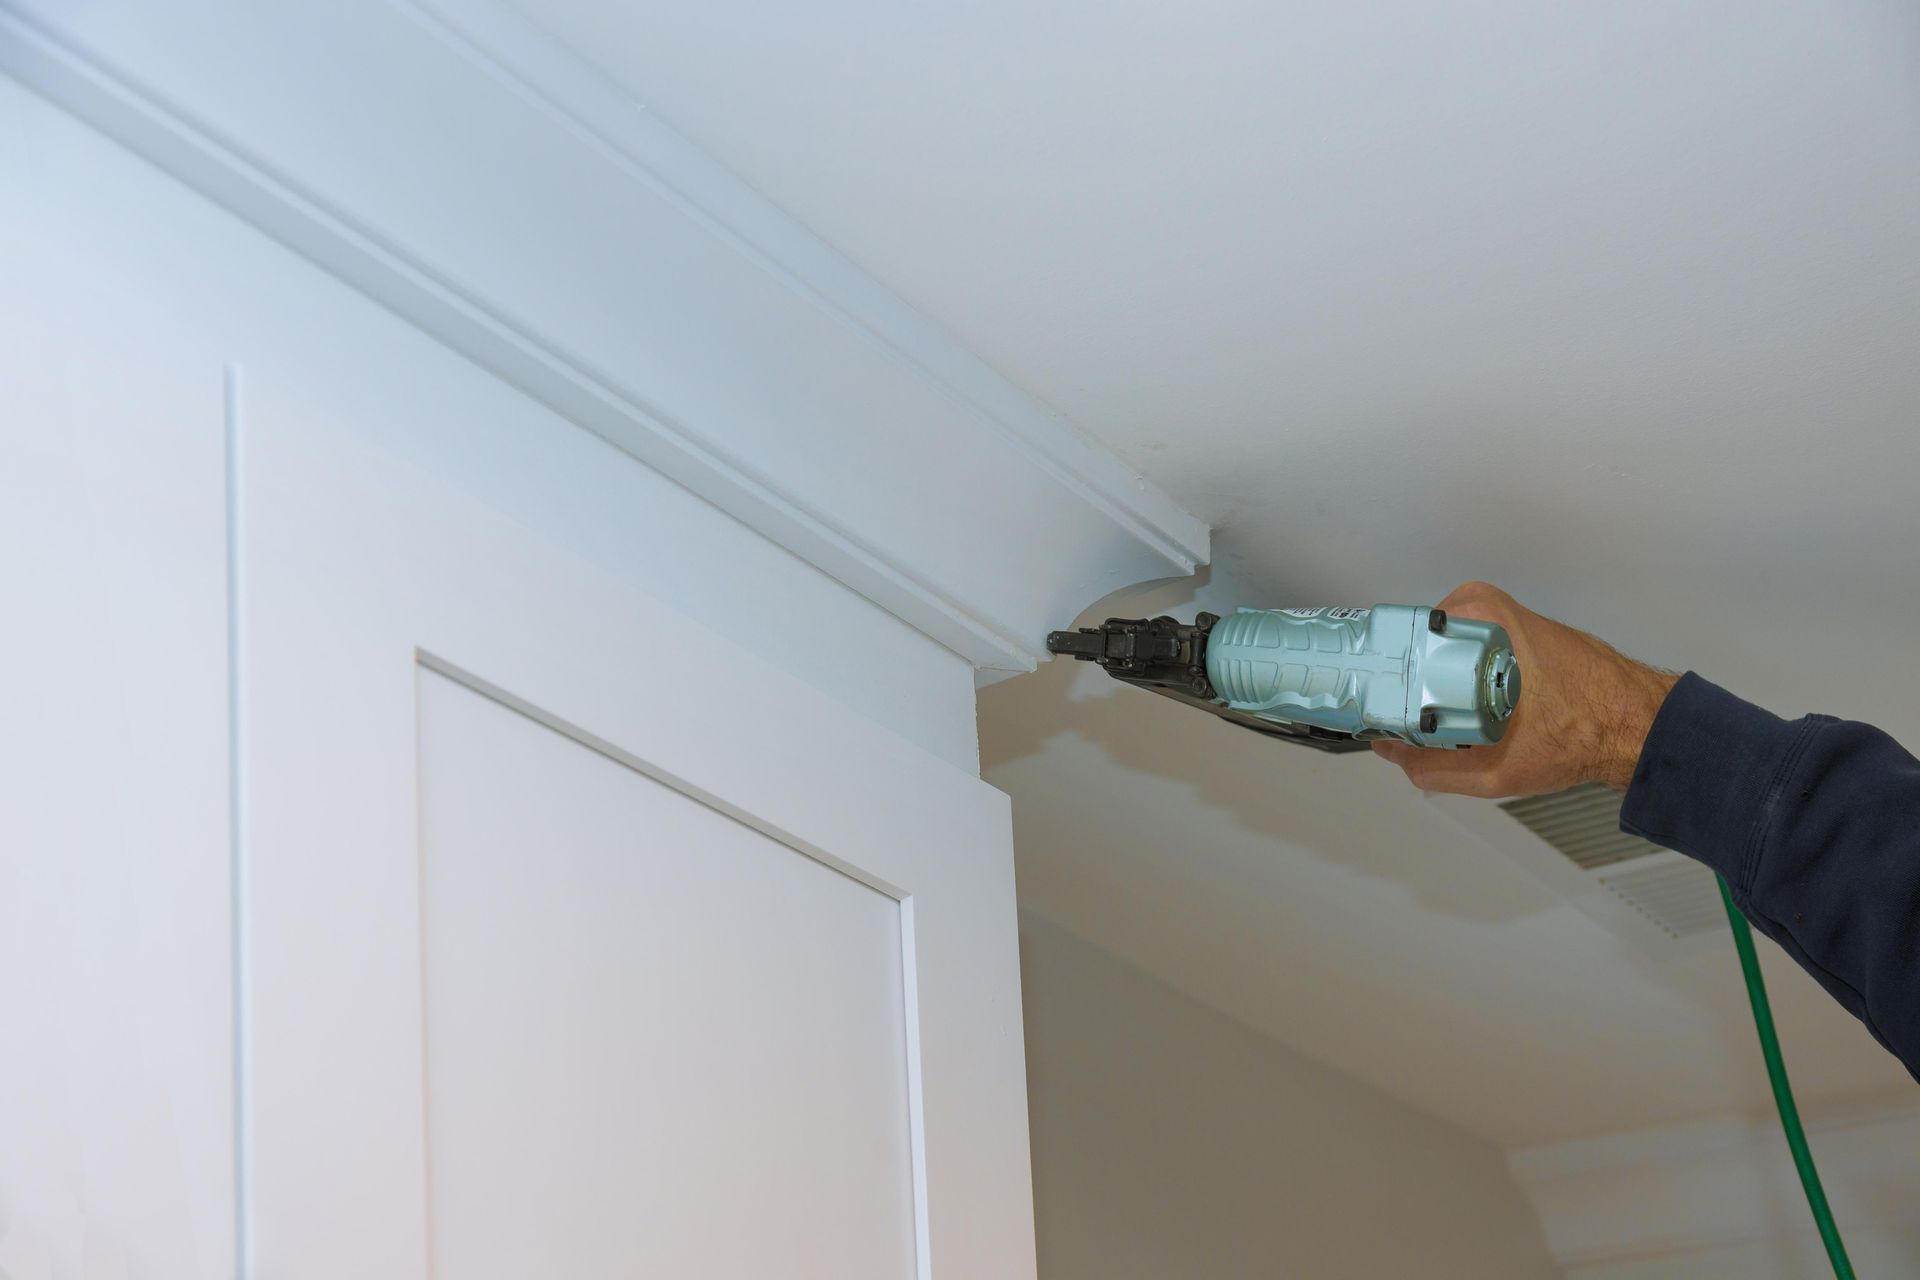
[416,668,915,1277]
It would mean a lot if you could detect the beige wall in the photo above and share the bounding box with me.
[1020,914,1558,1279]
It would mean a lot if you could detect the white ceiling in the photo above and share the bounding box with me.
[513,0,1920,1144]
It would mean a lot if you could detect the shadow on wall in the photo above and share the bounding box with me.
[979,589,1564,929]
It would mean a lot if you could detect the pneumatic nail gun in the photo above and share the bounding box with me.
[1046,605,1520,753]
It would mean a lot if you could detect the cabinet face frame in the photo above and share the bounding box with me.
[237,388,1034,1279]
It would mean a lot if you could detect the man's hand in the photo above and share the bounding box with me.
[1372,581,1679,798]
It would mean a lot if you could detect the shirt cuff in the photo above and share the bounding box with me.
[1618,671,1808,890]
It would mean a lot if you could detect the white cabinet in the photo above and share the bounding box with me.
[1,72,1036,1277]
[237,392,1032,1277]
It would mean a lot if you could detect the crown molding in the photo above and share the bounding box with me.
[0,0,1206,671]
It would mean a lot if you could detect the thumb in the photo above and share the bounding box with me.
[1371,740,1412,766]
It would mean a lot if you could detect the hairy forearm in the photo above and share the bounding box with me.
[1586,650,1681,791]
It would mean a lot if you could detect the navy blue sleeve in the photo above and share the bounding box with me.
[1620,672,1920,1078]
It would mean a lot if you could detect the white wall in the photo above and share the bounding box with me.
[1019,913,1558,1280]
[1511,1102,1920,1278]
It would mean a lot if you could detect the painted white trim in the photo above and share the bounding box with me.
[0,0,1206,672]
[1508,1098,1920,1273]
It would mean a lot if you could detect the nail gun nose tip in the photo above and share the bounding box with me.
[1046,630,1101,659]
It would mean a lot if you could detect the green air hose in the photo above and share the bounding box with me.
[1716,875,1856,1278]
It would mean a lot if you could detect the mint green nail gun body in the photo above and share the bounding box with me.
[1047,604,1520,753]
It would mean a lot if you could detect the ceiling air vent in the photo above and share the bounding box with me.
[1499,784,1665,871]
[1432,783,1725,950]
[1592,857,1728,941]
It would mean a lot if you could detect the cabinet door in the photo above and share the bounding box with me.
[237,384,1034,1278]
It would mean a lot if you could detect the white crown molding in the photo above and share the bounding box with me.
[1508,1098,1920,1273]
[0,0,1206,672]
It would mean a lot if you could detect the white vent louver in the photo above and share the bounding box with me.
[1591,858,1729,941]
[1496,785,1722,941]
[1500,784,1666,871]
[1454,783,1726,945]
